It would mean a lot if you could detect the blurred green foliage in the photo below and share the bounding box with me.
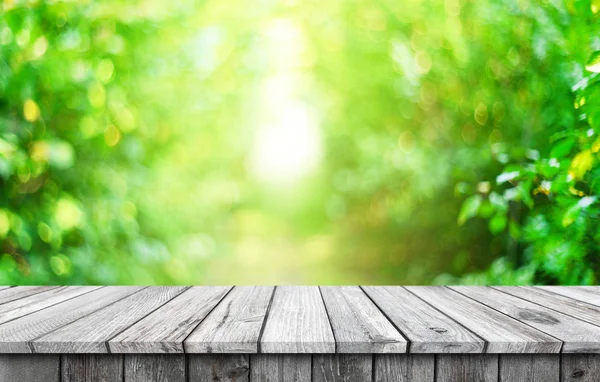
[0,0,599,284]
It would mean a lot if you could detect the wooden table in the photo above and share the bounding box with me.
[0,286,598,381]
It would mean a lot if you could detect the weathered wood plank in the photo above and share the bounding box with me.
[436,354,498,382]
[0,286,100,326]
[189,355,249,382]
[124,354,185,382]
[312,354,372,382]
[407,286,561,353]
[362,286,484,353]
[185,286,272,353]
[62,354,122,382]
[33,286,187,353]
[0,286,144,353]
[0,286,59,305]
[320,286,407,353]
[497,286,600,328]
[110,286,231,353]
[0,354,59,382]
[250,354,311,381]
[499,354,559,382]
[561,354,600,382]
[261,286,335,353]
[538,286,600,307]
[373,355,434,382]
[451,286,600,353]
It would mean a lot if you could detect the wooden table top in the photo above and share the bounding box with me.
[0,286,598,354]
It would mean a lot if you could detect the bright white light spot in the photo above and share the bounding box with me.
[578,196,596,208]
[249,18,322,185]
[250,102,321,185]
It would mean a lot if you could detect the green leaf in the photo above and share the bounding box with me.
[478,200,495,218]
[550,137,576,158]
[509,220,521,240]
[458,195,482,225]
[562,196,597,227]
[562,204,581,227]
[489,214,507,234]
[586,51,600,73]
[519,180,534,208]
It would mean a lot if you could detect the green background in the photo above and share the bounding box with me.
[1,0,600,285]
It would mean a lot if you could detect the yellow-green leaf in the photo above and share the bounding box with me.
[569,150,593,179]
[586,51,600,73]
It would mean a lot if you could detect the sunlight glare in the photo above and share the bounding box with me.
[249,18,322,185]
[250,101,321,185]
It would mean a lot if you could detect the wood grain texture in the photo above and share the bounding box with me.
[436,354,498,382]
[261,286,335,353]
[562,354,600,382]
[538,286,600,307]
[0,286,59,305]
[498,286,600,327]
[0,286,144,353]
[185,286,272,353]
[499,355,559,382]
[407,286,561,353]
[451,286,600,353]
[312,354,372,382]
[321,286,407,353]
[0,354,59,382]
[124,354,185,382]
[250,354,311,382]
[33,286,187,353]
[362,286,484,353]
[189,355,249,382]
[374,355,434,382]
[110,286,231,353]
[62,354,122,382]
[0,286,100,326]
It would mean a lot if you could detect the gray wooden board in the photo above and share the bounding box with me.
[362,286,484,353]
[0,354,59,382]
[250,354,311,382]
[561,354,600,382]
[436,354,499,382]
[0,354,594,382]
[406,286,561,353]
[312,354,372,382]
[124,354,185,382]
[496,286,600,328]
[261,286,335,353]
[499,354,559,382]
[320,286,407,353]
[0,286,144,353]
[3,286,600,356]
[374,355,434,382]
[110,286,231,353]
[32,286,187,353]
[0,286,59,305]
[62,354,122,382]
[451,286,600,353]
[537,286,600,307]
[0,286,100,326]
[189,354,249,382]
[185,286,272,353]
